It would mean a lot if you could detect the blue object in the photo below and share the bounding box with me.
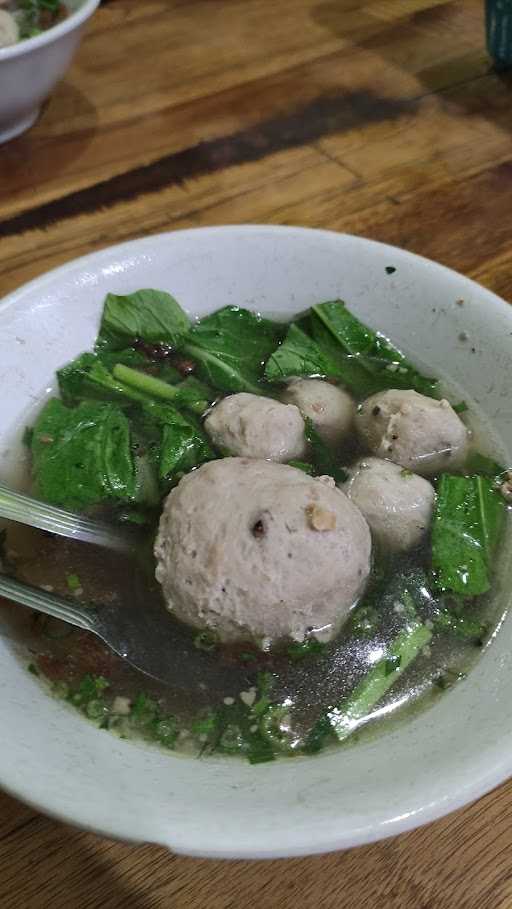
[487,0,512,67]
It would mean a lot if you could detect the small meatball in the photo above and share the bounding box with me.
[280,378,355,450]
[355,389,469,477]
[344,457,435,552]
[154,458,372,646]
[204,393,307,462]
[0,10,19,47]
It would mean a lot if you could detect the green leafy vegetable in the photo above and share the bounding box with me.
[117,508,153,526]
[433,608,487,643]
[239,651,258,663]
[264,301,439,398]
[140,400,215,482]
[98,349,151,370]
[311,301,440,398]
[303,715,333,754]
[453,401,468,414]
[58,352,151,406]
[70,674,109,707]
[196,697,276,764]
[259,705,297,753]
[264,324,344,384]
[286,639,326,661]
[351,561,488,646]
[66,573,81,592]
[310,316,381,395]
[156,363,182,384]
[206,673,278,763]
[86,699,110,721]
[130,692,159,727]
[384,654,402,675]
[304,417,348,483]
[252,671,275,717]
[464,452,505,479]
[124,694,178,748]
[194,630,219,652]
[348,604,381,638]
[96,289,191,352]
[32,399,137,510]
[54,680,179,748]
[153,716,179,749]
[287,460,314,475]
[192,711,220,739]
[431,474,506,595]
[434,669,466,690]
[344,567,425,647]
[59,350,213,422]
[167,376,215,413]
[183,306,285,394]
[243,725,276,764]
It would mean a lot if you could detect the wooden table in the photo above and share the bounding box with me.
[1,0,512,905]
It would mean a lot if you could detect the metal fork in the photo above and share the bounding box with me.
[0,482,134,553]
[0,483,190,686]
[0,572,195,686]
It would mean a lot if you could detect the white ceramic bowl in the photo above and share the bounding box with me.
[1,226,511,858]
[0,0,99,144]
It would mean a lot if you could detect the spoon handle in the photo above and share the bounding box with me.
[0,482,134,554]
[0,574,98,633]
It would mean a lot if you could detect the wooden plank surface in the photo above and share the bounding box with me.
[2,0,512,905]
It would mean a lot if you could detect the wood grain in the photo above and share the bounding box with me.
[2,0,512,905]
[2,779,512,909]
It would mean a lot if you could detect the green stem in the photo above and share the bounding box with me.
[305,615,432,752]
[327,619,432,742]
[113,364,206,414]
[114,364,178,401]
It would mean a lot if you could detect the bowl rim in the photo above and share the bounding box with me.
[0,0,100,61]
[1,224,512,857]
[2,223,511,321]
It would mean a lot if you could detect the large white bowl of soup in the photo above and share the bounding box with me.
[0,225,511,858]
[0,0,99,144]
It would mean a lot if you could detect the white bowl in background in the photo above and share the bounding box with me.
[0,225,511,858]
[0,0,100,144]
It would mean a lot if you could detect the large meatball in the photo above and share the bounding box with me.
[355,389,469,477]
[344,457,435,552]
[204,393,307,462]
[280,378,355,450]
[154,458,372,646]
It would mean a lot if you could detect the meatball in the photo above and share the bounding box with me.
[204,393,307,462]
[355,389,469,477]
[280,378,355,450]
[154,458,372,646]
[344,457,435,552]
